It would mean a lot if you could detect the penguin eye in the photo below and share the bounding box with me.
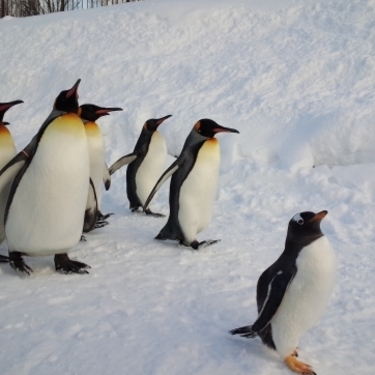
[297,219,304,225]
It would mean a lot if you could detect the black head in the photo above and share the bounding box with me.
[53,79,81,114]
[143,114,172,131]
[287,210,328,242]
[194,118,239,138]
[0,100,24,125]
[80,104,123,122]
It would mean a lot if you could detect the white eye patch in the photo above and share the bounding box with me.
[292,213,304,225]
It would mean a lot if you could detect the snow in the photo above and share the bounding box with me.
[1,0,375,374]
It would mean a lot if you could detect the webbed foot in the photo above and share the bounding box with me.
[0,254,9,263]
[144,208,165,218]
[54,254,90,274]
[9,252,33,275]
[94,220,109,229]
[285,354,316,375]
[98,211,113,221]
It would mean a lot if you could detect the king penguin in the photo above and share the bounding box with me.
[143,119,239,249]
[79,103,123,232]
[0,100,23,260]
[5,79,91,275]
[0,100,23,169]
[109,114,172,217]
[230,211,337,375]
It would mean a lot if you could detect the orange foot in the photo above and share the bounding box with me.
[285,354,316,375]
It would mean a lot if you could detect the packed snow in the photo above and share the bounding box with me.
[1,0,375,374]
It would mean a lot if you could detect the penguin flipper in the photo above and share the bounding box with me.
[252,268,296,332]
[83,178,98,233]
[143,160,181,211]
[103,163,111,190]
[109,153,138,175]
[0,148,32,245]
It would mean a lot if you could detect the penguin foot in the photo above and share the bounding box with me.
[285,354,316,375]
[94,220,109,229]
[0,254,9,263]
[80,235,87,242]
[144,208,165,218]
[9,252,33,275]
[229,325,257,338]
[98,211,113,221]
[189,239,221,250]
[54,254,90,274]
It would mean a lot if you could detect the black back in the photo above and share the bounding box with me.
[126,129,153,209]
[156,140,206,241]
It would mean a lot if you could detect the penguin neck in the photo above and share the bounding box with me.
[0,123,11,135]
[284,232,324,255]
[134,128,154,153]
[182,129,209,150]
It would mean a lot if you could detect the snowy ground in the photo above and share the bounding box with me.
[1,0,375,374]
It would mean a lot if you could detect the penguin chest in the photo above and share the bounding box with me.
[135,131,167,205]
[0,126,17,169]
[85,122,105,205]
[6,114,90,256]
[271,236,337,357]
[178,139,220,242]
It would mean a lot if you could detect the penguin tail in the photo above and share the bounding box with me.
[229,325,257,339]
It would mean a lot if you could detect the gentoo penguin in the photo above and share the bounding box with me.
[0,100,23,249]
[79,104,123,232]
[109,114,172,217]
[230,211,337,375]
[143,119,239,249]
[5,79,91,275]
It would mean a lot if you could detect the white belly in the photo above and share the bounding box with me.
[136,131,167,205]
[178,139,220,243]
[86,123,105,209]
[271,236,337,358]
[0,129,17,244]
[6,114,89,256]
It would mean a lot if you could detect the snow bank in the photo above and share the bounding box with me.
[0,0,375,374]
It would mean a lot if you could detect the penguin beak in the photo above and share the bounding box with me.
[95,107,123,116]
[213,125,240,134]
[66,79,81,99]
[155,114,172,126]
[309,210,328,223]
[0,100,24,113]
[0,100,23,124]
